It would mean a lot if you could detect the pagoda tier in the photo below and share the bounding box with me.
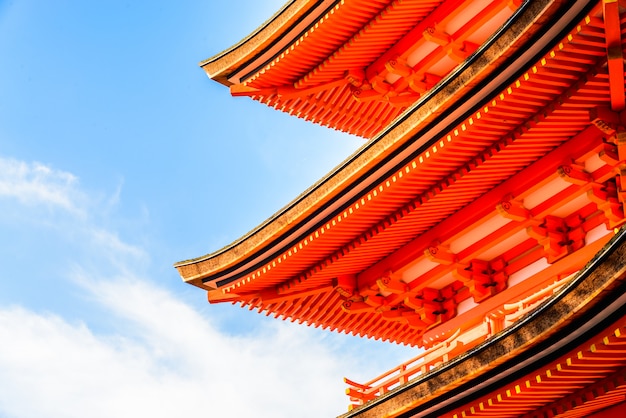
[178,0,626,347]
[201,0,523,138]
[341,230,626,416]
[179,0,626,415]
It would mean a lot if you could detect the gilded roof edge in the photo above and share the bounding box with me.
[199,0,334,86]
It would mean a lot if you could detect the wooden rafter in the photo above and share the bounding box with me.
[603,0,626,111]
[223,0,520,137]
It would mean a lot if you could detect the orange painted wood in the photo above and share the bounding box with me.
[196,1,626,367]
[227,0,519,138]
[603,0,626,111]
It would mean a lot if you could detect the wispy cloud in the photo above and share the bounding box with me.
[0,278,354,418]
[0,157,84,215]
[0,156,415,417]
[88,227,149,269]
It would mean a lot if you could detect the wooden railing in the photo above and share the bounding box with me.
[488,273,570,333]
[344,275,572,410]
[344,325,488,409]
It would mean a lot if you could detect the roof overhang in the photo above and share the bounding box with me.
[180,0,585,288]
[200,0,334,86]
[200,0,533,137]
[340,228,626,417]
[178,0,626,347]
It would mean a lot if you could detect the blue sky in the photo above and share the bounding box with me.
[0,1,415,417]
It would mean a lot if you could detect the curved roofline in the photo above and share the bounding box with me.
[175,0,591,288]
[199,0,338,86]
[340,227,626,417]
[177,0,588,289]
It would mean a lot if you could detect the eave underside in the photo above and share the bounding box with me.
[178,0,626,347]
[213,0,523,138]
[340,228,626,418]
[177,1,626,358]
[180,0,577,288]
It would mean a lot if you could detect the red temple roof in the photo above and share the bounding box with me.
[201,0,521,138]
[179,0,626,415]
[340,234,626,416]
[178,0,626,347]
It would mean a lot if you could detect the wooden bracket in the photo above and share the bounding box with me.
[376,273,409,294]
[497,194,530,222]
[384,56,413,77]
[424,241,457,264]
[423,25,451,46]
[455,258,508,303]
[588,179,626,228]
[527,214,586,263]
[558,163,593,185]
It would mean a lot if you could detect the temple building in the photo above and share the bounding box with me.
[176,0,626,416]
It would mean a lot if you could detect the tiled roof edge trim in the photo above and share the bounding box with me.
[199,0,337,86]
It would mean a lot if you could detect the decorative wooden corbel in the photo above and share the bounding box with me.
[424,241,457,265]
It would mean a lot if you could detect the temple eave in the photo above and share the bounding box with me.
[199,0,335,86]
[180,0,585,287]
[183,0,626,415]
[340,230,626,417]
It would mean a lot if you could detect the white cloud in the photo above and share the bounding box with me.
[0,156,148,269]
[0,157,416,418]
[0,277,360,418]
[88,227,149,268]
[0,157,84,215]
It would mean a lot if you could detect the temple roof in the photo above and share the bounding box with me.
[177,0,626,348]
[179,0,626,415]
[200,0,523,138]
[340,229,626,417]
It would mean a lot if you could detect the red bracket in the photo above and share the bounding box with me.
[455,258,508,303]
[527,214,586,263]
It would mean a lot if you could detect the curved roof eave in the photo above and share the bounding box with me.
[338,228,626,417]
[177,0,584,289]
[199,0,337,86]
